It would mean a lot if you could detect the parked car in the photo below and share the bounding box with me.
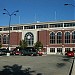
[9,50,14,55]
[0,50,2,55]
[21,47,38,56]
[66,51,74,57]
[11,50,22,55]
[0,48,8,55]
[38,51,43,56]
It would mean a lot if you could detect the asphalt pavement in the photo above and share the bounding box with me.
[0,55,73,75]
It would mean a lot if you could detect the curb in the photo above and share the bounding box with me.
[71,58,75,75]
[69,58,74,75]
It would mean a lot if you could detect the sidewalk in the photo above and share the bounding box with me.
[71,58,75,75]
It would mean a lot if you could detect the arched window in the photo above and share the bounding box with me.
[65,32,70,43]
[72,31,75,43]
[50,32,55,44]
[57,32,62,44]
[3,35,9,44]
[3,35,7,44]
[24,32,34,46]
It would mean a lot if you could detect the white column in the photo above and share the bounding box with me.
[55,48,57,54]
[71,48,72,51]
[47,47,50,54]
[62,47,65,55]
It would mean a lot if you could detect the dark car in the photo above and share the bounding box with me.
[66,51,74,57]
[0,50,3,55]
[0,48,8,55]
[21,47,38,56]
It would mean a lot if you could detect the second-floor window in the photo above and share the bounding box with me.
[65,32,70,43]
[57,32,62,44]
[50,32,55,44]
[72,31,75,43]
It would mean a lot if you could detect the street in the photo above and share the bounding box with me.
[0,55,73,75]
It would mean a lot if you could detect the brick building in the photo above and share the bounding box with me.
[0,20,75,55]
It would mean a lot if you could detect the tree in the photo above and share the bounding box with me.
[0,43,2,48]
[19,40,27,49]
[34,41,43,51]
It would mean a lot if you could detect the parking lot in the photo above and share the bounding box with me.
[0,55,73,75]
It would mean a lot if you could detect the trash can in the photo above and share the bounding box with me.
[7,53,10,56]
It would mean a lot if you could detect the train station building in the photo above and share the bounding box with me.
[0,20,75,54]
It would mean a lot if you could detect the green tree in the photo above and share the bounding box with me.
[19,40,27,49]
[34,41,43,51]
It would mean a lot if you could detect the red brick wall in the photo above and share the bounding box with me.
[37,30,49,46]
[10,32,22,45]
[38,29,75,48]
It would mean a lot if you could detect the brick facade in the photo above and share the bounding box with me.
[10,32,22,45]
[1,20,75,54]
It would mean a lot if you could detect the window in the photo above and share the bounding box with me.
[3,35,7,44]
[24,25,35,29]
[57,32,62,44]
[3,35,9,44]
[50,48,55,52]
[72,31,75,43]
[65,48,70,52]
[49,23,63,28]
[43,24,48,28]
[57,48,62,53]
[65,32,70,43]
[3,35,6,44]
[24,32,34,46]
[13,27,18,30]
[18,26,23,30]
[0,28,2,31]
[73,48,75,52]
[64,23,75,27]
[36,24,48,29]
[3,27,12,31]
[50,32,55,44]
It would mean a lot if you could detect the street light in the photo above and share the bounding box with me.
[64,4,75,7]
[64,3,75,19]
[3,9,19,51]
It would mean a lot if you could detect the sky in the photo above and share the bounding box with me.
[0,0,74,26]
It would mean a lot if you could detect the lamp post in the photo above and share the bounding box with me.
[64,3,75,19]
[3,9,19,51]
[64,4,75,7]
